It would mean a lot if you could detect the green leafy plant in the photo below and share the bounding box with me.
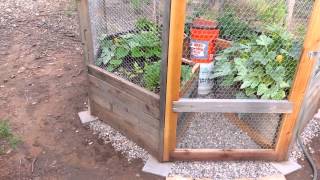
[217,10,257,41]
[250,0,287,24]
[132,0,151,14]
[0,120,21,155]
[97,19,161,73]
[213,25,300,100]
[135,17,159,31]
[181,65,192,85]
[119,62,144,79]
[143,61,161,91]
[143,61,193,91]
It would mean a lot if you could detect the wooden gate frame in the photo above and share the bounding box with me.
[162,0,320,161]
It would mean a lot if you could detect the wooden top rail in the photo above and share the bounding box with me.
[173,98,293,113]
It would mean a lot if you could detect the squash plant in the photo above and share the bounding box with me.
[143,61,192,92]
[213,25,301,100]
[96,19,161,72]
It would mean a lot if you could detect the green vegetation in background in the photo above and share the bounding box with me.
[249,0,287,24]
[0,120,21,155]
[132,0,151,14]
[97,18,161,72]
[213,25,301,100]
[143,61,193,92]
[217,10,257,41]
[98,18,194,92]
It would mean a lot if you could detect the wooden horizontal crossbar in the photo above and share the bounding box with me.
[173,98,293,113]
[171,149,278,161]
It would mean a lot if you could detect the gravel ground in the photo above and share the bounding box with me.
[88,111,320,179]
[177,112,260,149]
[89,121,149,162]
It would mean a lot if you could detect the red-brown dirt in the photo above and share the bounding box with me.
[0,0,162,179]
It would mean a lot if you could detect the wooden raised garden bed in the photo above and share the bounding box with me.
[87,61,198,159]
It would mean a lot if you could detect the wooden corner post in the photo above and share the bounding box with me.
[77,0,94,65]
[162,0,187,161]
[275,0,320,160]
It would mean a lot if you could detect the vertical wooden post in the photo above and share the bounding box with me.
[275,0,320,160]
[77,0,94,65]
[159,0,171,161]
[162,0,187,161]
[286,0,296,28]
[77,0,95,116]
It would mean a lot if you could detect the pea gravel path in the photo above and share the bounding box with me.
[89,111,320,179]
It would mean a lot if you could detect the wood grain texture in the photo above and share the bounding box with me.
[216,38,232,50]
[163,0,187,161]
[87,70,161,157]
[88,65,160,108]
[88,75,160,127]
[171,149,277,161]
[158,0,172,162]
[173,99,293,113]
[275,0,320,160]
[90,101,159,156]
[77,0,94,65]
[299,74,320,129]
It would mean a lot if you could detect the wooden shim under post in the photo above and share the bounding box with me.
[223,113,273,148]
[163,0,187,161]
[275,0,320,161]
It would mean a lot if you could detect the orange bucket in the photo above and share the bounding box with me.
[190,19,219,63]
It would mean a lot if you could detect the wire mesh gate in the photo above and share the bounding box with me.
[77,0,320,162]
[163,0,320,161]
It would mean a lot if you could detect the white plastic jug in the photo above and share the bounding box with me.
[198,62,214,95]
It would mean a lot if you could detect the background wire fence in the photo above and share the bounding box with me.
[183,0,313,100]
[88,0,165,93]
[176,0,314,150]
[87,0,314,150]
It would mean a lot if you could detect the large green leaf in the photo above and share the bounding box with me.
[212,62,233,78]
[115,47,129,59]
[245,87,256,96]
[251,51,270,65]
[240,81,252,89]
[257,83,268,96]
[131,47,143,58]
[256,35,273,46]
[109,59,122,66]
[271,89,286,100]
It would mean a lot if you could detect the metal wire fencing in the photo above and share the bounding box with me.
[88,0,166,93]
[182,0,313,100]
[176,0,314,150]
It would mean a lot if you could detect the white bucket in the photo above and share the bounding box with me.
[198,62,214,95]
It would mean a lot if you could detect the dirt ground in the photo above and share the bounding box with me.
[0,0,319,180]
[0,0,162,179]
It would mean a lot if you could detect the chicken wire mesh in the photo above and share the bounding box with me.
[176,0,314,150]
[181,0,313,100]
[88,0,166,93]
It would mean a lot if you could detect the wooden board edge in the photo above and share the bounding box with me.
[170,149,277,161]
[163,0,187,161]
[88,65,160,103]
[158,0,172,162]
[275,0,320,161]
[173,99,293,113]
